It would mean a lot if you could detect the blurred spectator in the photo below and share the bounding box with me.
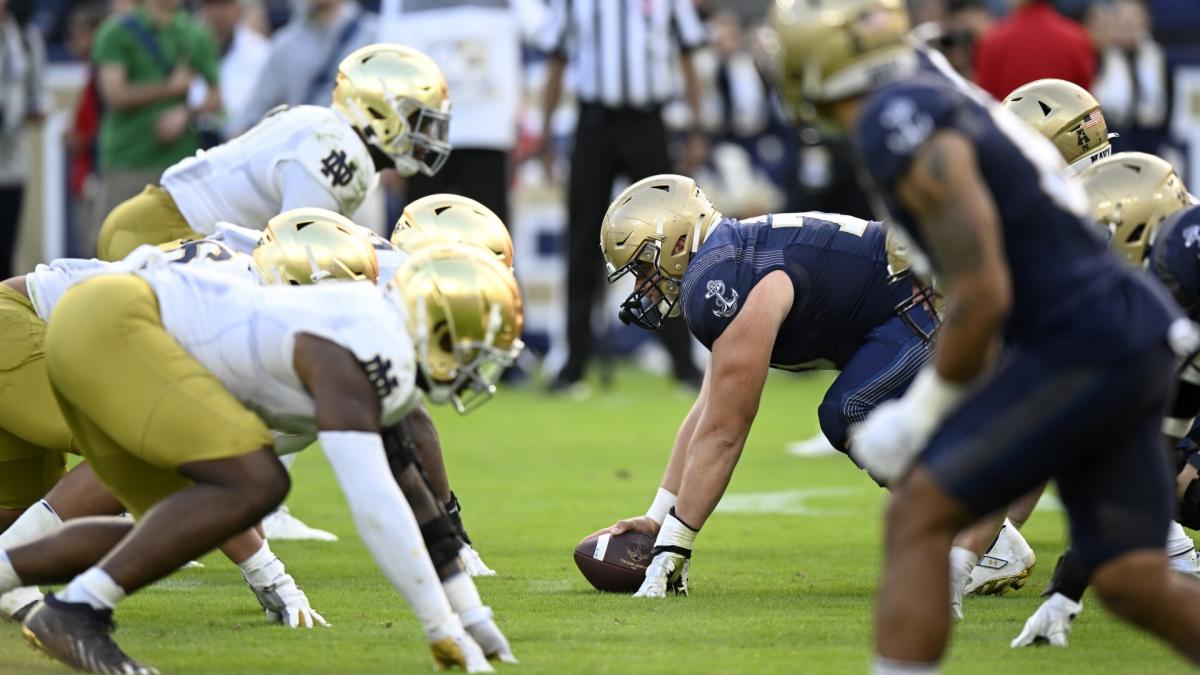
[973,0,1094,100]
[935,0,994,80]
[538,0,707,392]
[0,0,45,277]
[1091,0,1168,152]
[192,0,270,142]
[379,0,548,226]
[233,0,376,132]
[91,0,221,252]
[63,1,107,257]
[703,12,769,142]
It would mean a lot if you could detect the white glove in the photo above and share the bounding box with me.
[634,509,696,598]
[850,369,963,484]
[1011,593,1083,648]
[242,552,329,629]
[463,607,518,664]
[430,630,494,673]
[459,544,497,577]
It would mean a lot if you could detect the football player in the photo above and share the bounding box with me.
[96,43,451,261]
[949,77,1121,606]
[1002,78,1114,177]
[768,0,1200,671]
[0,243,521,674]
[1013,152,1199,647]
[592,174,936,598]
[0,210,378,622]
[386,193,517,577]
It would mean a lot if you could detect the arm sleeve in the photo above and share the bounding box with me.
[319,430,457,636]
[277,160,344,213]
[670,0,707,53]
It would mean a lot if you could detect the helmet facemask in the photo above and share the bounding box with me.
[607,239,684,331]
[344,91,450,177]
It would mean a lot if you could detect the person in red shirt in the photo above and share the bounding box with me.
[974,0,1096,101]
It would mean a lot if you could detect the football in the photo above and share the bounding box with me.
[573,530,657,593]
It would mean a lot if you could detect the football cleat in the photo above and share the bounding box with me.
[966,520,1036,596]
[261,506,338,542]
[459,544,497,578]
[1169,546,1200,576]
[429,633,494,673]
[22,596,159,674]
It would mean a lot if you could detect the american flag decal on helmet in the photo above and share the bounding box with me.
[1083,110,1103,129]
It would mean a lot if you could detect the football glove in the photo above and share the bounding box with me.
[242,556,328,628]
[462,606,518,664]
[459,544,497,578]
[851,369,963,484]
[1011,593,1082,648]
[635,508,697,598]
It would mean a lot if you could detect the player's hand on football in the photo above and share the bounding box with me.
[850,398,927,484]
[586,515,660,541]
[1011,593,1082,648]
[463,607,518,664]
[247,572,329,628]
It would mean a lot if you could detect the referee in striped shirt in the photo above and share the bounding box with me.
[540,0,708,392]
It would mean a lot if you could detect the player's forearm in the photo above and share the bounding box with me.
[673,421,751,529]
[931,278,1007,384]
[660,381,708,494]
[218,527,266,565]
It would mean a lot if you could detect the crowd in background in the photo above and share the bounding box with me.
[0,0,1197,387]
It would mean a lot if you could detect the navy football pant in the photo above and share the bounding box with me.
[819,312,935,452]
[923,342,1176,575]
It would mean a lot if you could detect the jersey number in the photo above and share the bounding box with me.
[164,240,235,265]
[764,212,869,237]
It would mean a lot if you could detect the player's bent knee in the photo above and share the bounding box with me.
[1092,550,1171,621]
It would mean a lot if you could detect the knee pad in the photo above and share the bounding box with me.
[382,424,419,474]
[420,513,463,570]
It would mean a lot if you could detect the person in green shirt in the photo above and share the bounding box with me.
[90,0,221,255]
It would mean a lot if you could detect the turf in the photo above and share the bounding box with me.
[0,369,1193,674]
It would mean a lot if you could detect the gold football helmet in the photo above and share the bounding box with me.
[391,194,514,268]
[1003,79,1111,175]
[254,208,380,285]
[389,242,524,413]
[332,44,452,177]
[600,174,722,330]
[765,0,915,121]
[1079,152,1193,266]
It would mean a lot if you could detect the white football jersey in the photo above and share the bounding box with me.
[26,240,259,322]
[162,106,376,235]
[133,263,418,435]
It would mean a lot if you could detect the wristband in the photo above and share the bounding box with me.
[904,368,965,436]
[653,507,698,558]
[645,487,677,525]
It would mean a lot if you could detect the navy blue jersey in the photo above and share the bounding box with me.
[855,53,1177,359]
[1151,204,1200,320]
[680,213,910,370]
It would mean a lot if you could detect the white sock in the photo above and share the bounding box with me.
[873,656,939,675]
[443,572,491,626]
[0,500,63,550]
[56,567,126,611]
[0,550,22,593]
[1166,520,1195,559]
[950,546,978,578]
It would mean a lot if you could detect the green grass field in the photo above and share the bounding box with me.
[0,369,1193,674]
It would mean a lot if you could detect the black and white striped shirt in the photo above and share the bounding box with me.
[541,0,707,109]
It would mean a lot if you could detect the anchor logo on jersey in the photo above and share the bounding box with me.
[1184,225,1200,250]
[359,354,399,400]
[705,280,739,318]
[320,149,357,188]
